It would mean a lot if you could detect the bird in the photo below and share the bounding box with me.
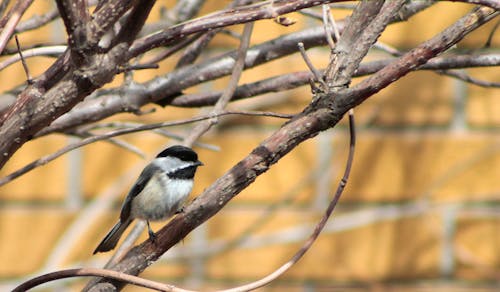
[93,145,203,254]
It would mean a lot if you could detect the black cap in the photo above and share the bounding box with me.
[156,145,199,163]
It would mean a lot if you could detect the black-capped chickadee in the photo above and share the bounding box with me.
[93,145,203,254]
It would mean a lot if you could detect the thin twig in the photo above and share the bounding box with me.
[0,45,66,71]
[322,5,335,50]
[145,33,203,66]
[438,69,500,87]
[14,35,32,84]
[116,63,159,74]
[297,42,326,89]
[14,8,59,33]
[327,7,341,41]
[0,110,292,187]
[72,130,146,158]
[78,121,220,151]
[484,18,499,47]
[182,22,254,147]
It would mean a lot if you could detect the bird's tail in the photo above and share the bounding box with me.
[93,219,132,254]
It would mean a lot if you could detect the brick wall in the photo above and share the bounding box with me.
[0,1,499,291]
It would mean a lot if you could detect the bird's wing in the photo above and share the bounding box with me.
[120,163,162,222]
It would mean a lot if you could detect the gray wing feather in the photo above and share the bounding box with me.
[120,163,162,222]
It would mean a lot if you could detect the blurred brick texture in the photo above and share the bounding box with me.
[0,2,499,291]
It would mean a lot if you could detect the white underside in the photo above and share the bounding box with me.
[131,173,193,221]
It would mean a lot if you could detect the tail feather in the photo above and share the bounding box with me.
[93,219,132,254]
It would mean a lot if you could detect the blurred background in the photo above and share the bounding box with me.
[0,1,499,291]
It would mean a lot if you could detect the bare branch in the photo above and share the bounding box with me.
[0,45,66,71]
[484,18,499,47]
[110,0,156,46]
[0,0,33,54]
[297,42,325,89]
[167,52,500,107]
[325,0,406,87]
[14,35,32,84]
[333,6,499,111]
[447,0,500,9]
[14,8,59,33]
[12,267,187,292]
[129,0,346,58]
[55,0,90,62]
[0,110,291,187]
[438,69,500,87]
[183,22,254,146]
[322,5,336,50]
[218,110,356,292]
[37,25,343,136]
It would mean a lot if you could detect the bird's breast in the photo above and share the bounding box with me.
[131,173,193,221]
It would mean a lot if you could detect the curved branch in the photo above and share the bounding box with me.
[12,267,188,292]
[0,45,66,71]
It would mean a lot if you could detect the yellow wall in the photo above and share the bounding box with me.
[0,1,499,291]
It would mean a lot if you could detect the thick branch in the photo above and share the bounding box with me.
[55,0,90,64]
[36,25,344,136]
[333,6,499,111]
[129,0,348,58]
[168,53,500,107]
[0,1,153,169]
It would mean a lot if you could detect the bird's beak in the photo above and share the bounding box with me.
[196,160,204,166]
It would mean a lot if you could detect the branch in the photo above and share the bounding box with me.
[333,6,499,111]
[438,69,500,87]
[325,0,406,87]
[0,0,150,169]
[183,22,254,146]
[36,25,345,137]
[0,0,33,54]
[14,8,59,33]
[12,267,189,292]
[55,0,90,63]
[0,110,291,187]
[129,0,347,58]
[33,0,438,137]
[14,35,32,83]
[167,53,500,107]
[0,45,66,71]
[448,0,500,9]
[218,110,355,292]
